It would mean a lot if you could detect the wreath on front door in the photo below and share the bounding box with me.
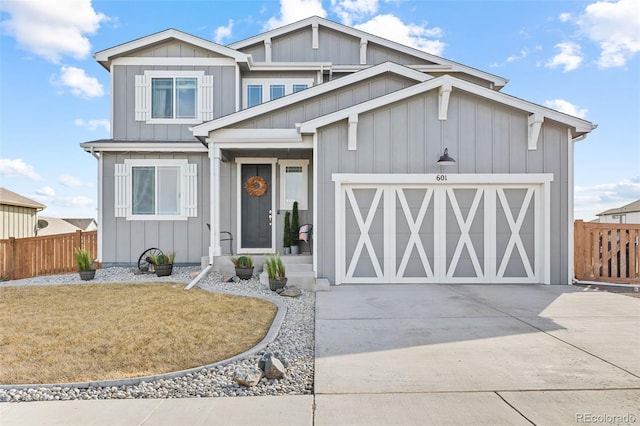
[245,176,267,197]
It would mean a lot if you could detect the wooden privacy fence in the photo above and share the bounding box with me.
[574,220,640,284]
[0,230,98,281]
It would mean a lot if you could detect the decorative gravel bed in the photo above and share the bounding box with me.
[0,267,315,402]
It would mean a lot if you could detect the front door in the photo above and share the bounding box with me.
[240,163,273,251]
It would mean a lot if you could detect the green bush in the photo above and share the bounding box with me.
[73,248,93,271]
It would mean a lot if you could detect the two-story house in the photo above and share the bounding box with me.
[82,16,596,285]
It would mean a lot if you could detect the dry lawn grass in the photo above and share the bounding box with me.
[0,283,277,385]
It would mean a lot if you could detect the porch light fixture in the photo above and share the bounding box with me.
[437,148,456,165]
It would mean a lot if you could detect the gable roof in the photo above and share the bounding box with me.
[0,187,46,210]
[597,199,640,216]
[228,16,508,90]
[94,28,250,70]
[191,61,432,139]
[298,74,596,138]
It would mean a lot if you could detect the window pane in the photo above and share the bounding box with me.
[292,84,308,93]
[152,78,173,118]
[132,167,155,215]
[270,84,285,100]
[157,166,180,215]
[176,78,197,119]
[285,166,303,203]
[247,85,262,107]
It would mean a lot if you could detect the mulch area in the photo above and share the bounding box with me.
[573,282,640,299]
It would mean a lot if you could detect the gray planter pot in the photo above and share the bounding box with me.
[155,264,173,277]
[290,245,299,255]
[283,247,291,255]
[269,277,287,291]
[235,267,254,280]
[79,269,96,281]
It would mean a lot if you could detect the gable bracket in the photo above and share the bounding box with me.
[360,39,368,65]
[265,38,272,62]
[528,113,544,150]
[312,23,319,49]
[348,114,358,151]
[438,83,452,120]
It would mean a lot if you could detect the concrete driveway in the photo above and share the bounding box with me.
[315,284,640,425]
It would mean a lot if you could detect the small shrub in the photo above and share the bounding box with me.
[149,251,175,265]
[264,253,286,279]
[73,248,93,271]
[231,255,253,268]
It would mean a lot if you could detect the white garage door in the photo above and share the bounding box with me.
[333,174,552,284]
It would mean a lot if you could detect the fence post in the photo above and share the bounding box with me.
[574,220,584,281]
[9,237,16,281]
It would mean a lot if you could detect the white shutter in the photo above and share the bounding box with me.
[199,75,214,121]
[135,74,150,121]
[114,164,130,217]
[183,163,198,217]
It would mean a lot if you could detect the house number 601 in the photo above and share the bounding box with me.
[436,174,448,182]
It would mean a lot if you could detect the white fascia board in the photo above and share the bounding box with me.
[248,61,333,71]
[228,16,507,89]
[191,61,431,137]
[94,28,249,69]
[81,141,206,152]
[331,173,554,185]
[299,75,596,137]
[111,57,237,67]
[208,128,302,144]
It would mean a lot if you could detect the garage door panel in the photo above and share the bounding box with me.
[336,177,549,284]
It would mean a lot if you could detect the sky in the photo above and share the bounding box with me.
[0,0,639,221]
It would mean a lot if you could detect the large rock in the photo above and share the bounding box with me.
[280,286,302,297]
[232,367,262,387]
[260,354,286,380]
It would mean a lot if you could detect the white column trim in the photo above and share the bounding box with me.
[348,114,358,151]
[567,128,575,284]
[210,145,221,257]
[97,152,103,263]
[438,83,452,120]
[312,133,318,278]
[312,23,319,49]
[360,38,367,65]
[264,38,272,63]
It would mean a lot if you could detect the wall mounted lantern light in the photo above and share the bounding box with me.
[437,148,456,166]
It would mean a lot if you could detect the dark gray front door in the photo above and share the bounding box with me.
[241,163,272,249]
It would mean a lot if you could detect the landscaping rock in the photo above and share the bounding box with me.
[263,355,286,380]
[280,286,302,297]
[232,367,262,387]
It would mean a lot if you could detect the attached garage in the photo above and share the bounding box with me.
[334,174,552,284]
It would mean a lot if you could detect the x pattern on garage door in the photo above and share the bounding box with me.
[335,175,551,284]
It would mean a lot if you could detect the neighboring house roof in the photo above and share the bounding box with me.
[0,187,46,210]
[37,217,97,236]
[228,16,509,90]
[297,74,596,140]
[192,61,432,138]
[94,28,250,70]
[596,199,640,216]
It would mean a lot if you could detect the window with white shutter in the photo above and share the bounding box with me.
[134,71,212,124]
[114,160,197,220]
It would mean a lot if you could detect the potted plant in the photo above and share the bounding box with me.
[74,247,96,281]
[264,253,287,291]
[231,255,254,280]
[283,211,291,254]
[149,252,175,277]
[290,201,300,255]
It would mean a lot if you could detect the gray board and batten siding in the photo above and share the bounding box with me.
[315,89,571,284]
[101,152,210,265]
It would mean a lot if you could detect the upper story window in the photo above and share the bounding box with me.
[243,78,314,108]
[135,71,214,124]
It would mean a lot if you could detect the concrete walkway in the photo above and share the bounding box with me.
[2,284,639,425]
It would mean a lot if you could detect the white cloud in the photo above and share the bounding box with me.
[577,0,640,68]
[575,176,640,220]
[545,42,583,72]
[59,175,86,188]
[36,186,56,197]
[0,158,41,181]
[545,99,588,118]
[74,118,110,132]
[506,49,529,63]
[265,0,327,30]
[355,14,445,56]
[331,0,379,26]
[0,0,108,63]
[52,66,104,98]
[214,19,234,44]
[558,13,572,23]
